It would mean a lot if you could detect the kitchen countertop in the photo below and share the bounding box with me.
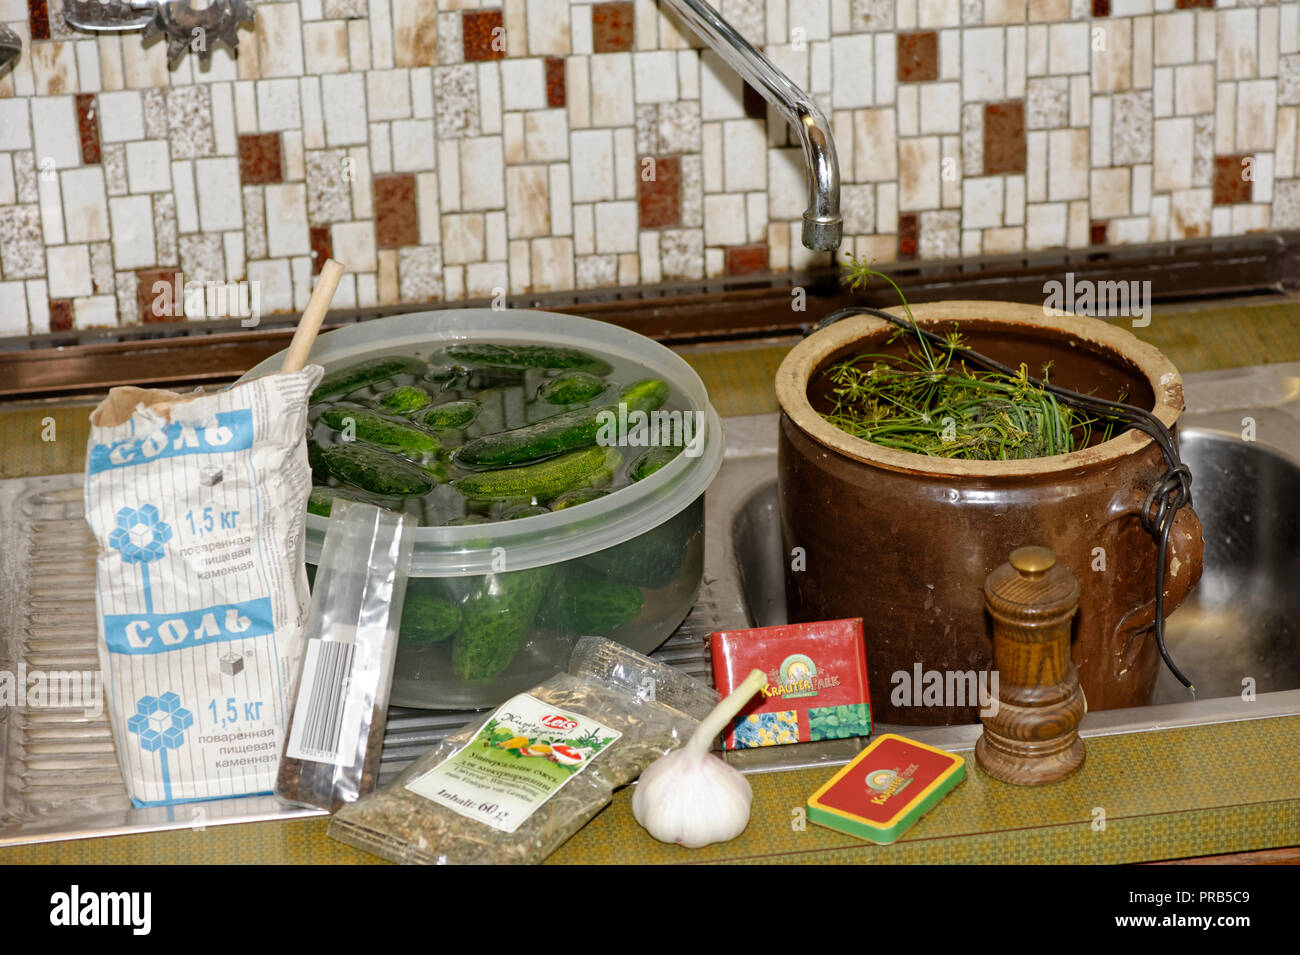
[3,297,1299,865]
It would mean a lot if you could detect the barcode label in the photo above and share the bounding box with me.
[285,639,357,765]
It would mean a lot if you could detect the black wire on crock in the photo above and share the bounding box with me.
[808,305,1195,691]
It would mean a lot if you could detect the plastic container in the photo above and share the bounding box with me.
[242,309,724,710]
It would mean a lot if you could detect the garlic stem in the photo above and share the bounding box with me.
[689,668,767,755]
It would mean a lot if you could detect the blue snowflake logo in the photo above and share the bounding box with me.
[126,692,193,803]
[108,504,172,564]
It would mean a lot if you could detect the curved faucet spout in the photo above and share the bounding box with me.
[660,0,842,252]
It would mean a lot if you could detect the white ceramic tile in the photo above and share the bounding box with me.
[723,119,768,192]
[962,176,1003,228]
[1132,15,1153,90]
[1026,24,1047,77]
[1196,9,1216,63]
[570,129,616,204]
[38,174,64,246]
[1004,174,1025,225]
[700,50,746,120]
[1026,130,1047,201]
[506,165,550,238]
[1216,82,1237,153]
[940,28,962,81]
[573,203,594,255]
[1092,19,1132,94]
[1048,22,1089,75]
[265,184,310,257]
[1174,63,1214,115]
[460,136,506,209]
[1070,74,1090,126]
[853,108,897,182]
[634,51,679,104]
[1047,127,1088,200]
[898,87,920,137]
[32,97,81,172]
[126,140,171,194]
[257,78,303,132]
[614,126,637,200]
[416,170,439,245]
[257,3,306,77]
[1218,9,1258,81]
[590,54,635,127]
[62,167,110,243]
[97,91,145,144]
[332,220,378,272]
[768,147,804,219]
[703,193,748,246]
[525,109,569,161]
[550,163,572,235]
[963,27,1004,101]
[566,56,591,129]
[0,155,14,206]
[368,69,413,120]
[920,83,962,134]
[918,0,961,28]
[0,99,30,151]
[303,20,350,73]
[830,34,874,109]
[47,244,92,299]
[1025,201,1066,248]
[109,195,156,269]
[501,59,548,112]
[876,182,898,234]
[1277,108,1297,179]
[392,119,435,171]
[25,281,49,333]
[72,295,116,329]
[1251,151,1274,204]
[442,214,486,265]
[1006,24,1026,99]
[478,62,503,134]
[410,68,435,120]
[195,157,243,232]
[1092,95,1111,166]
[1153,116,1193,191]
[438,139,461,211]
[322,73,369,145]
[0,281,28,336]
[1237,80,1277,152]
[1089,167,1130,219]
[529,0,571,55]
[369,122,392,173]
[874,32,896,105]
[595,200,638,253]
[1131,163,1152,215]
[1153,10,1195,66]
[899,137,941,209]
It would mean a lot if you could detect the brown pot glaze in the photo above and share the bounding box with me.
[776,302,1204,726]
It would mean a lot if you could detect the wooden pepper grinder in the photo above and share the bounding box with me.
[976,545,1087,785]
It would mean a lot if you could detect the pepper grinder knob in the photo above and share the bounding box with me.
[975,544,1087,786]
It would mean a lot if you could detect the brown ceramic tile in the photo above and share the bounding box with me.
[897,32,939,83]
[1174,0,1213,8]
[48,299,72,331]
[898,213,918,261]
[76,94,101,165]
[374,174,419,249]
[238,133,284,185]
[27,0,49,42]
[545,57,566,108]
[1091,0,1110,16]
[638,155,681,229]
[310,226,332,275]
[1213,155,1253,205]
[592,2,634,53]
[462,9,505,62]
[725,243,769,276]
[743,84,767,120]
[137,268,179,323]
[984,101,1026,175]
[1090,220,1109,244]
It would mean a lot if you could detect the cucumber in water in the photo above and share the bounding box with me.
[320,406,441,454]
[454,379,668,468]
[444,343,612,376]
[311,356,425,403]
[319,443,436,496]
[537,371,608,405]
[401,588,463,644]
[377,385,432,414]
[453,447,621,503]
[419,398,480,429]
[451,566,554,680]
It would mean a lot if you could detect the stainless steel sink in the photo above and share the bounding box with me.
[707,361,1300,770]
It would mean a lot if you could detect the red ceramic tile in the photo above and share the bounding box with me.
[984,101,1026,175]
[1090,220,1109,245]
[638,155,681,229]
[591,2,634,53]
[898,213,918,261]
[545,57,566,108]
[310,226,332,275]
[374,174,419,249]
[1213,155,1253,205]
[27,0,49,42]
[1174,0,1213,8]
[137,269,179,324]
[1092,0,1110,16]
[725,244,769,276]
[76,94,101,165]
[462,9,506,62]
[897,32,939,83]
[238,133,283,185]
[48,299,72,332]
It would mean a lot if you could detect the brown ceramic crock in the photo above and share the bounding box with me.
[776,301,1204,725]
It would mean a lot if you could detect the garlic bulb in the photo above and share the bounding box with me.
[632,668,767,848]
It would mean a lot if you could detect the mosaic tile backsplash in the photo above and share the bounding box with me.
[0,0,1298,335]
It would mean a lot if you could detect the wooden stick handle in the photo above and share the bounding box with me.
[281,259,345,373]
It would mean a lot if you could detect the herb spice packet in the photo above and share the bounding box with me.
[709,618,872,750]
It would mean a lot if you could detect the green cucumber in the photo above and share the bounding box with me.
[455,378,669,468]
[503,504,550,520]
[320,406,440,454]
[419,399,480,429]
[453,447,620,503]
[537,572,643,633]
[444,343,612,376]
[581,498,701,588]
[538,371,608,405]
[307,485,395,517]
[377,385,432,414]
[452,567,553,680]
[319,443,435,496]
[311,356,425,403]
[400,589,462,644]
[551,488,609,510]
[630,445,684,481]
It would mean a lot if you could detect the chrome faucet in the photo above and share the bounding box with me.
[661,0,842,251]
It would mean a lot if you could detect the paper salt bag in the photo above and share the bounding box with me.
[85,367,322,807]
